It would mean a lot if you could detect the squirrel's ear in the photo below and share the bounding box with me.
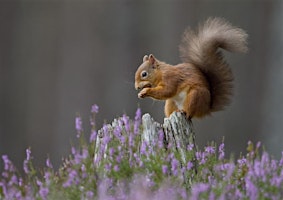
[148,54,156,65]
[143,55,149,62]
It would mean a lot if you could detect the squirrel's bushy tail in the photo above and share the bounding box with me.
[179,17,248,112]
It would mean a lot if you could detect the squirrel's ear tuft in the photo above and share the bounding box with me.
[148,54,156,65]
[143,55,149,62]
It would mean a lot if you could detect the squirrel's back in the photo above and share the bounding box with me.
[179,17,248,112]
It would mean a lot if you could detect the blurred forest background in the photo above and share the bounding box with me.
[0,0,283,170]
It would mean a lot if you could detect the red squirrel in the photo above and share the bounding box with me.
[135,18,248,119]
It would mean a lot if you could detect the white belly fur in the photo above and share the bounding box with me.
[171,91,187,110]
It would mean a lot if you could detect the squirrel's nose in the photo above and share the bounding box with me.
[135,83,140,90]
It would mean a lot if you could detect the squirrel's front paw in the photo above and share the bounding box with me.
[138,88,149,98]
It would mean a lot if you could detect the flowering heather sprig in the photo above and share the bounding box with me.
[2,155,15,172]
[90,104,99,129]
[1,106,283,199]
[91,104,99,114]
[134,108,142,134]
[37,180,49,200]
[75,116,83,138]
[218,142,225,160]
[46,158,53,169]
[22,148,31,174]
[89,130,97,143]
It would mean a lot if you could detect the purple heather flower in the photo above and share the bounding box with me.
[245,178,258,200]
[82,148,88,159]
[102,125,111,145]
[105,163,112,172]
[187,161,193,170]
[9,174,18,185]
[109,147,115,157]
[91,104,99,113]
[167,152,174,160]
[44,171,51,185]
[162,165,168,175]
[26,148,32,161]
[116,154,122,163]
[261,151,270,163]
[89,130,97,143]
[208,175,216,185]
[208,191,215,200]
[73,154,81,165]
[200,152,207,165]
[2,172,8,178]
[145,175,155,188]
[256,141,261,149]
[205,146,215,154]
[195,152,202,161]
[46,158,53,168]
[253,160,262,178]
[181,166,186,174]
[271,176,283,187]
[120,135,126,144]
[133,152,138,159]
[134,108,142,134]
[166,142,173,150]
[86,191,94,199]
[23,160,29,174]
[191,183,210,200]
[140,141,147,155]
[129,133,134,147]
[171,158,179,176]
[72,148,89,165]
[122,114,130,132]
[222,163,235,180]
[63,169,78,188]
[114,165,119,171]
[218,143,225,160]
[2,155,15,172]
[158,130,164,148]
[179,188,187,199]
[113,126,122,138]
[39,187,49,200]
[81,164,87,179]
[135,108,142,122]
[97,178,114,200]
[187,144,194,151]
[75,116,83,137]
[234,188,243,199]
[37,180,49,199]
[94,154,102,165]
[237,158,247,167]
[71,146,76,156]
[134,153,142,166]
[271,159,278,171]
[18,178,23,187]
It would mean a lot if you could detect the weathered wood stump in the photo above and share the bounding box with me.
[95,111,197,186]
[141,112,197,186]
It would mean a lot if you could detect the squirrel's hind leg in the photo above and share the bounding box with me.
[164,99,178,118]
[183,88,211,118]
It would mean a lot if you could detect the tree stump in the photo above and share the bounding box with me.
[95,111,197,186]
[141,112,197,185]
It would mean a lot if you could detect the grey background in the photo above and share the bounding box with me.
[1,0,283,170]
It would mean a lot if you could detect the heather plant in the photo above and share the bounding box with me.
[1,105,283,199]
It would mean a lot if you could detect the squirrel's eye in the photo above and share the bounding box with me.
[141,71,148,78]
